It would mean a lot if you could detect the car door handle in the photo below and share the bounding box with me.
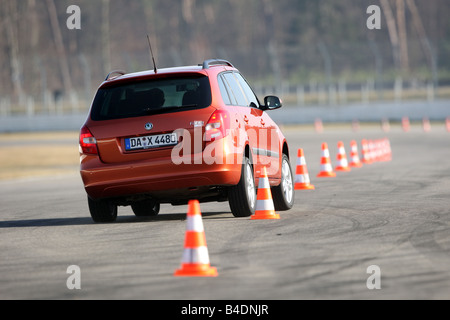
[244,116,249,123]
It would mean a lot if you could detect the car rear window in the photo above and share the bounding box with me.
[91,75,212,121]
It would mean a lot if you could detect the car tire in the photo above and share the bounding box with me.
[88,196,118,223]
[272,154,295,211]
[131,200,160,217]
[228,155,256,217]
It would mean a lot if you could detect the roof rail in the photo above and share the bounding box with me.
[201,59,234,69]
[105,70,126,81]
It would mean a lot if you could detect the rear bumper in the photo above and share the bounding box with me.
[80,149,243,200]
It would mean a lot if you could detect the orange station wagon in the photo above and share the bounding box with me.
[79,59,294,222]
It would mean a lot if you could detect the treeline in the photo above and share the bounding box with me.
[0,0,449,104]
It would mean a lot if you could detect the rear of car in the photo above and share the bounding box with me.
[80,60,293,222]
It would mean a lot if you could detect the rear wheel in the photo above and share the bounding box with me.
[88,197,118,223]
[228,155,256,217]
[272,154,295,211]
[131,199,160,217]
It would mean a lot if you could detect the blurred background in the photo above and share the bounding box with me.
[0,0,449,128]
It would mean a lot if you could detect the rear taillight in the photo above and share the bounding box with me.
[204,110,230,142]
[79,125,98,155]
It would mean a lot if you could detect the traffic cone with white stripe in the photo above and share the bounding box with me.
[422,117,431,132]
[381,118,390,132]
[379,138,392,162]
[361,139,372,164]
[349,140,363,168]
[335,141,351,171]
[251,166,280,220]
[315,118,324,133]
[317,143,336,177]
[402,116,410,132]
[294,149,315,190]
[174,200,218,277]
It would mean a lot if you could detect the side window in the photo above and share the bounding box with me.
[218,75,232,105]
[222,72,248,107]
[235,73,259,107]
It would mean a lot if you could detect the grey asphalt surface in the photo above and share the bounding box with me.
[0,124,449,300]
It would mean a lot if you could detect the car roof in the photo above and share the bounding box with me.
[101,60,237,88]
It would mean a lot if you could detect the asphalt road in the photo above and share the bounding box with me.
[1,124,449,300]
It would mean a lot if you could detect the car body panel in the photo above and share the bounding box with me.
[80,62,288,206]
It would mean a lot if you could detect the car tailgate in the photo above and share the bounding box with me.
[88,106,216,164]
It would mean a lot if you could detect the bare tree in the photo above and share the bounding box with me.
[102,0,111,76]
[406,0,438,86]
[396,0,409,73]
[4,0,24,103]
[263,0,282,90]
[379,0,400,69]
[45,0,74,101]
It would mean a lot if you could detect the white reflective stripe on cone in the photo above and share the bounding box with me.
[186,215,204,232]
[320,163,333,172]
[255,199,275,211]
[295,174,310,184]
[181,247,210,264]
[297,156,306,165]
[258,177,270,189]
[338,158,349,166]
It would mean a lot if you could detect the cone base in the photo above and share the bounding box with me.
[350,162,363,168]
[174,263,218,277]
[294,183,315,190]
[317,171,336,177]
[251,211,280,220]
[335,166,351,172]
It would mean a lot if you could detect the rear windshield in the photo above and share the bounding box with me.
[91,75,211,121]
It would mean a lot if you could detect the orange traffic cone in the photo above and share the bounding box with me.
[349,140,363,168]
[368,140,378,162]
[385,138,392,161]
[381,118,390,132]
[315,118,324,133]
[422,117,431,132]
[352,119,360,132]
[174,200,218,277]
[446,117,450,132]
[251,166,280,220]
[335,141,351,171]
[294,149,315,190]
[317,143,336,177]
[402,116,410,132]
[361,139,372,164]
[372,139,381,162]
[379,138,392,162]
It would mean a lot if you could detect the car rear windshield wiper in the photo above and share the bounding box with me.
[144,104,198,115]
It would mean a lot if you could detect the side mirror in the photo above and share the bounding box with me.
[262,96,282,110]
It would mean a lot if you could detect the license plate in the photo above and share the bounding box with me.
[125,133,178,151]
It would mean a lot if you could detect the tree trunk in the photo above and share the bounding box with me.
[396,0,409,73]
[45,0,74,100]
[379,0,400,70]
[102,0,111,76]
[406,0,438,87]
[4,0,24,103]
